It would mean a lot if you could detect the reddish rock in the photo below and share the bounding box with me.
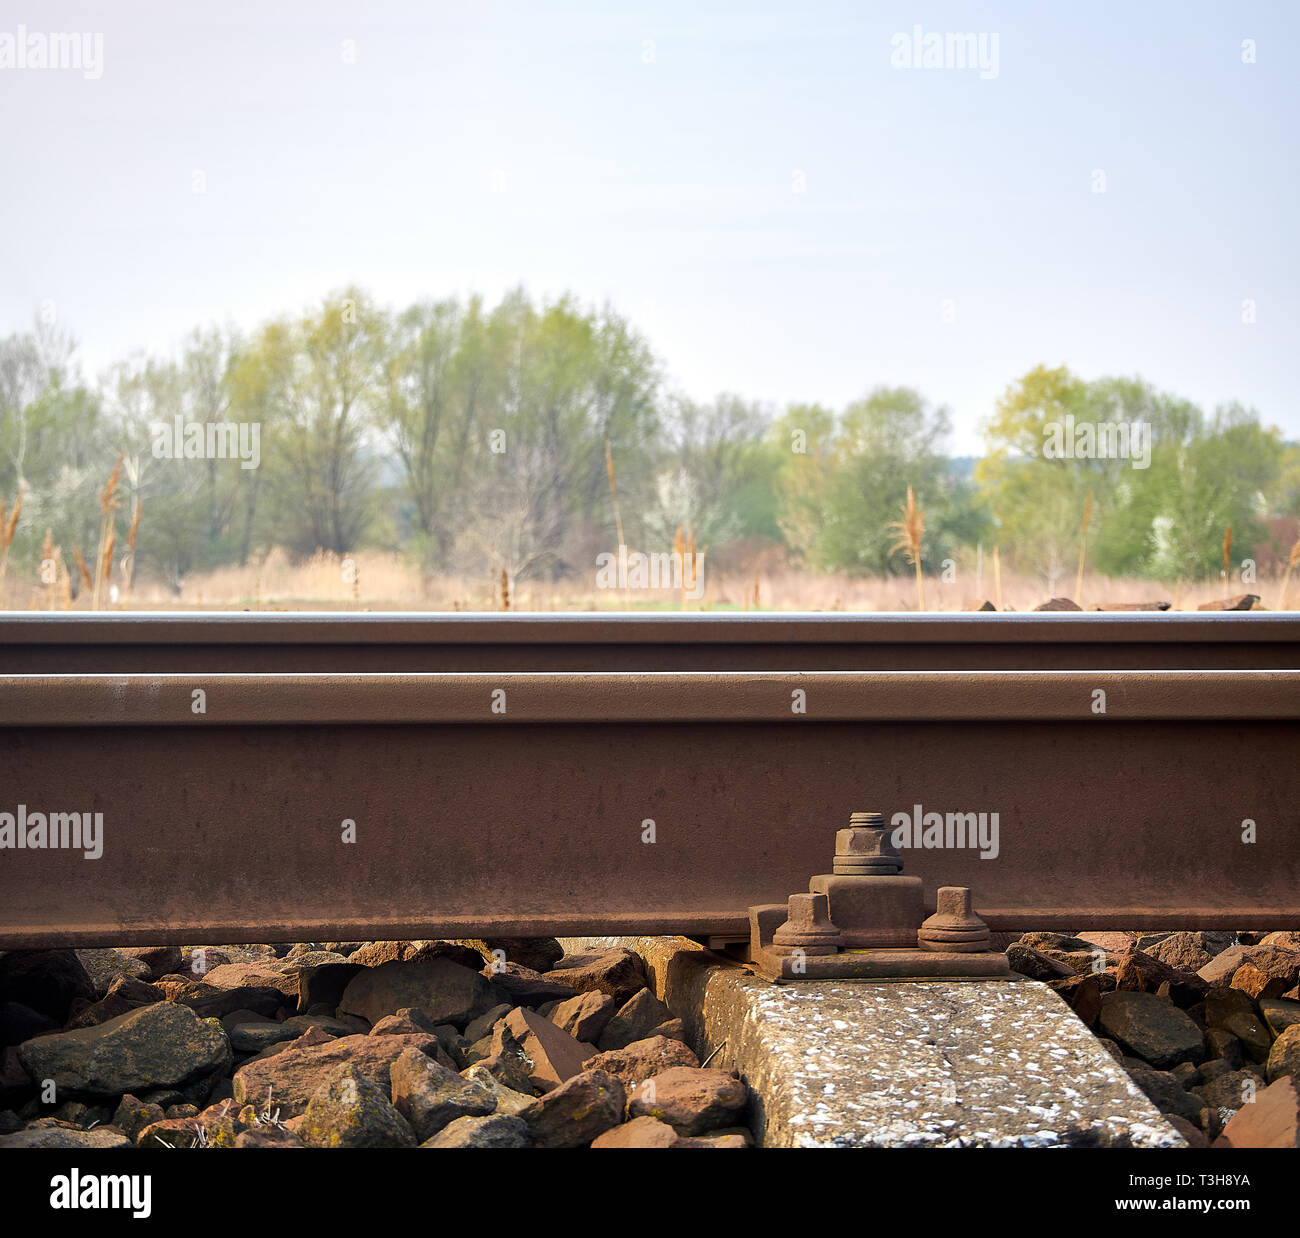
[121,946,184,981]
[293,962,363,1014]
[591,1115,681,1148]
[598,988,677,1052]
[1091,601,1170,611]
[1204,986,1258,1026]
[300,1065,416,1148]
[67,977,164,1028]
[1205,1029,1244,1068]
[18,1001,231,1098]
[462,1003,513,1044]
[1230,947,1300,1001]
[470,1021,536,1094]
[584,1036,700,1087]
[176,948,233,979]
[249,1024,336,1063]
[112,1095,167,1144]
[503,1006,594,1092]
[1097,991,1204,1068]
[1145,932,1214,974]
[1198,945,1250,988]
[460,1063,535,1113]
[421,1113,530,1148]
[338,958,498,1029]
[1213,1076,1300,1147]
[1260,998,1300,1038]
[232,1032,442,1117]
[234,1126,306,1147]
[345,941,414,968]
[1207,1008,1272,1065]
[198,962,303,1003]
[388,1046,494,1141]
[1076,931,1137,954]
[368,1009,435,1036]
[142,1101,243,1149]
[1048,974,1102,1026]
[1005,945,1076,981]
[542,949,648,1004]
[1155,977,1209,1010]
[627,1066,748,1135]
[1121,1063,1203,1125]
[649,1018,689,1043]
[548,991,618,1044]
[1095,1037,1125,1063]
[477,937,564,973]
[518,1069,625,1148]
[369,1012,458,1069]
[486,962,578,1007]
[1113,949,1205,999]
[1165,1115,1209,1148]
[1034,597,1082,611]
[137,1116,203,1149]
[160,978,284,1020]
[347,941,483,970]
[0,1123,130,1149]
[1017,932,1093,952]
[74,949,154,998]
[678,1128,752,1148]
[1266,1024,1300,1084]
[1197,594,1259,611]
[1261,931,1300,952]
[1192,1069,1262,1135]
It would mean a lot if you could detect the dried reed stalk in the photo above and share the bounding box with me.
[889,486,926,611]
[101,526,116,593]
[72,546,92,593]
[0,490,23,602]
[92,453,124,610]
[1279,537,1300,611]
[673,526,705,611]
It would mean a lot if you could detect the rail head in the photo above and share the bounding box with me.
[2,669,1297,725]
[2,610,1299,646]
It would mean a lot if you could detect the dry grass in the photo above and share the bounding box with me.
[4,547,1287,613]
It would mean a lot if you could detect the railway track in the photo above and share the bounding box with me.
[0,612,1297,949]
[3,610,1299,672]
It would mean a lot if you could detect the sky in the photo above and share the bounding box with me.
[1,0,1296,455]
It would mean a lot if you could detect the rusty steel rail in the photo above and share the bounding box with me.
[1,663,1297,948]
[2,611,1299,672]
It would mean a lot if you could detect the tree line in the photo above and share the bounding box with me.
[1,286,1297,599]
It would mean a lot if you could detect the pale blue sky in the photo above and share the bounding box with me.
[1,0,1296,453]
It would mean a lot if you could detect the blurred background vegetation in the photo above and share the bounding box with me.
[2,285,1297,609]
